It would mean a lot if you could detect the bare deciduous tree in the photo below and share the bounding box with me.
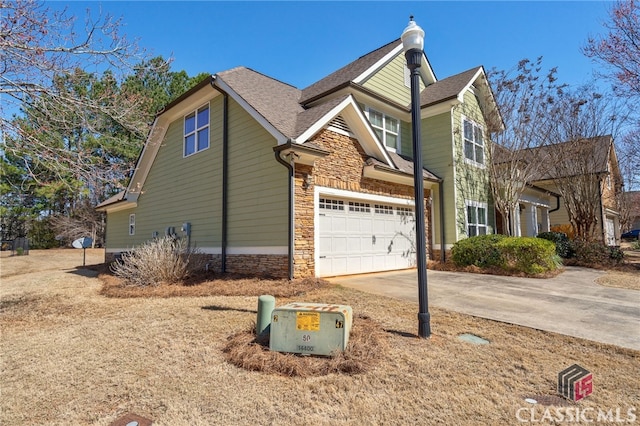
[583,0,640,99]
[486,58,565,236]
[0,0,153,191]
[543,88,625,241]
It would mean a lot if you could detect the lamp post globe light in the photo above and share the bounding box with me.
[401,17,431,338]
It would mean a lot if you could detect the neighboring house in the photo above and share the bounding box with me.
[522,136,624,245]
[624,191,640,231]
[97,39,501,278]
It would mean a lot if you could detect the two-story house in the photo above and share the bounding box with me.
[97,38,501,278]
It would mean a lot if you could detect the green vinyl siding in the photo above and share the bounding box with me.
[225,99,288,247]
[361,53,424,106]
[130,97,224,248]
[104,209,135,249]
[420,112,456,246]
[451,90,494,239]
[105,94,288,251]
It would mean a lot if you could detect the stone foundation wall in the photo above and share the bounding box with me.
[105,251,289,279]
[224,254,289,278]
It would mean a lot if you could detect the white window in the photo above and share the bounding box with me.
[184,104,210,157]
[466,201,487,237]
[463,118,484,166]
[129,214,135,236]
[367,107,400,151]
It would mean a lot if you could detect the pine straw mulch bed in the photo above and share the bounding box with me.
[96,265,329,299]
[223,315,388,377]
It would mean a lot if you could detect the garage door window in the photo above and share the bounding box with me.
[320,198,344,211]
[349,201,370,212]
[397,207,414,217]
[375,204,394,215]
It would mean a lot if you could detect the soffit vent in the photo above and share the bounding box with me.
[327,115,353,137]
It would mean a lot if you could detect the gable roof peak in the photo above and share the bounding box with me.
[300,38,408,104]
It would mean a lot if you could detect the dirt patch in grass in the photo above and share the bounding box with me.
[223,315,387,377]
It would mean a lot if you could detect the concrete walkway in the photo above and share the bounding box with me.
[328,267,640,351]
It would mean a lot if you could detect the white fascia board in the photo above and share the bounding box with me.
[363,165,436,188]
[97,200,138,213]
[353,44,436,86]
[295,95,396,169]
[423,99,460,118]
[126,117,166,197]
[459,67,485,102]
[462,68,505,131]
[213,77,289,145]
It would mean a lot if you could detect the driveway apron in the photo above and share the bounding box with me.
[328,267,640,351]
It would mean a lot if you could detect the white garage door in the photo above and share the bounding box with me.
[318,197,416,276]
[605,217,616,246]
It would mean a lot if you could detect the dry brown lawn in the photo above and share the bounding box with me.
[1,249,638,425]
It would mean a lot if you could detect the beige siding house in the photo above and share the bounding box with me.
[98,39,501,278]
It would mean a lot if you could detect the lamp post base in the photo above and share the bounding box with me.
[418,312,431,338]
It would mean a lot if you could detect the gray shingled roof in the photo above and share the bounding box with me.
[366,152,441,182]
[217,67,304,138]
[293,95,350,138]
[300,39,402,104]
[523,136,613,181]
[420,67,482,107]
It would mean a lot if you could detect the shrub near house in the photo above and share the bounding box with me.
[537,231,625,267]
[451,235,560,275]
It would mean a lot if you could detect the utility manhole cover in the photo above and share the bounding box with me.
[110,413,153,426]
[458,333,489,344]
[525,395,573,406]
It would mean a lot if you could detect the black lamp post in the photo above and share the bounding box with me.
[402,16,431,338]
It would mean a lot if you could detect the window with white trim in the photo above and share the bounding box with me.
[466,201,487,237]
[463,118,484,165]
[129,214,136,236]
[366,107,400,151]
[184,104,210,157]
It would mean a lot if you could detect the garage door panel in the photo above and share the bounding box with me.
[318,197,416,276]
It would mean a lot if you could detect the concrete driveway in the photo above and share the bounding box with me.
[328,267,640,351]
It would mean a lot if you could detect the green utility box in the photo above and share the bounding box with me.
[269,303,353,356]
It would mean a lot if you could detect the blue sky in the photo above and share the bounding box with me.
[57,1,614,91]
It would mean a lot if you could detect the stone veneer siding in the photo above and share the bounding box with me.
[292,128,432,278]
